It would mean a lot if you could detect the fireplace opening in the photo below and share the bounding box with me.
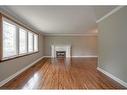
[56,51,66,58]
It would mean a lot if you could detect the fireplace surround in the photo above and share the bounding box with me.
[51,45,71,58]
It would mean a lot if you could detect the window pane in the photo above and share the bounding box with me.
[19,28,27,54]
[3,21,17,58]
[28,32,33,52]
[34,34,38,52]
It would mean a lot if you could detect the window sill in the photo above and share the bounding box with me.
[0,51,39,62]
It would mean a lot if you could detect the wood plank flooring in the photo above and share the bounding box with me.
[0,58,126,89]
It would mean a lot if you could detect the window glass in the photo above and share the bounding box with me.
[3,21,17,58]
[34,34,38,52]
[2,19,39,60]
[28,32,33,52]
[19,28,27,54]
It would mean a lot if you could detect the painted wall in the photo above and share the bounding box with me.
[44,36,98,57]
[0,8,44,83]
[0,34,44,82]
[98,7,127,83]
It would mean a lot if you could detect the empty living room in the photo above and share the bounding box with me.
[0,4,127,93]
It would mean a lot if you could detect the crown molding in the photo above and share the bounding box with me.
[0,7,44,35]
[96,6,124,23]
[44,33,98,37]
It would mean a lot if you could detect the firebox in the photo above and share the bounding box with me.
[56,51,66,58]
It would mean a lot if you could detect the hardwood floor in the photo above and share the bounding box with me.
[0,58,126,89]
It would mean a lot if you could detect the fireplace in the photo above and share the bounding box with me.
[51,45,71,58]
[56,51,66,58]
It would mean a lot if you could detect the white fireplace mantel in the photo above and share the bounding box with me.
[51,45,71,58]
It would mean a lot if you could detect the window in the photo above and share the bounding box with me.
[1,17,39,60]
[3,21,17,58]
[34,34,38,52]
[19,28,27,54]
[28,32,34,53]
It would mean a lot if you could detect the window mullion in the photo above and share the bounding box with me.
[26,31,28,53]
[0,14,3,60]
[37,35,39,52]
[33,34,34,52]
[16,27,19,55]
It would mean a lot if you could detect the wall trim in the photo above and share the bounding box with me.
[44,33,97,37]
[72,56,98,58]
[0,7,42,35]
[97,67,127,88]
[96,6,124,23]
[44,56,98,58]
[0,56,44,87]
[43,56,52,58]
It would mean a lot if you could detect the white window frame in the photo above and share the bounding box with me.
[28,31,34,53]
[19,27,28,55]
[1,17,39,61]
[33,33,39,52]
[2,17,19,59]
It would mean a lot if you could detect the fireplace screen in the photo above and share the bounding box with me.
[56,51,66,57]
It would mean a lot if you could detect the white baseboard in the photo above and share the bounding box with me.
[43,56,52,58]
[0,56,44,87]
[72,56,98,58]
[44,56,98,58]
[97,67,127,88]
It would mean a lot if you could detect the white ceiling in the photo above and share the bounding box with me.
[0,6,117,35]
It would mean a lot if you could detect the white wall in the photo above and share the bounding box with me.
[44,36,98,57]
[97,6,127,83]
